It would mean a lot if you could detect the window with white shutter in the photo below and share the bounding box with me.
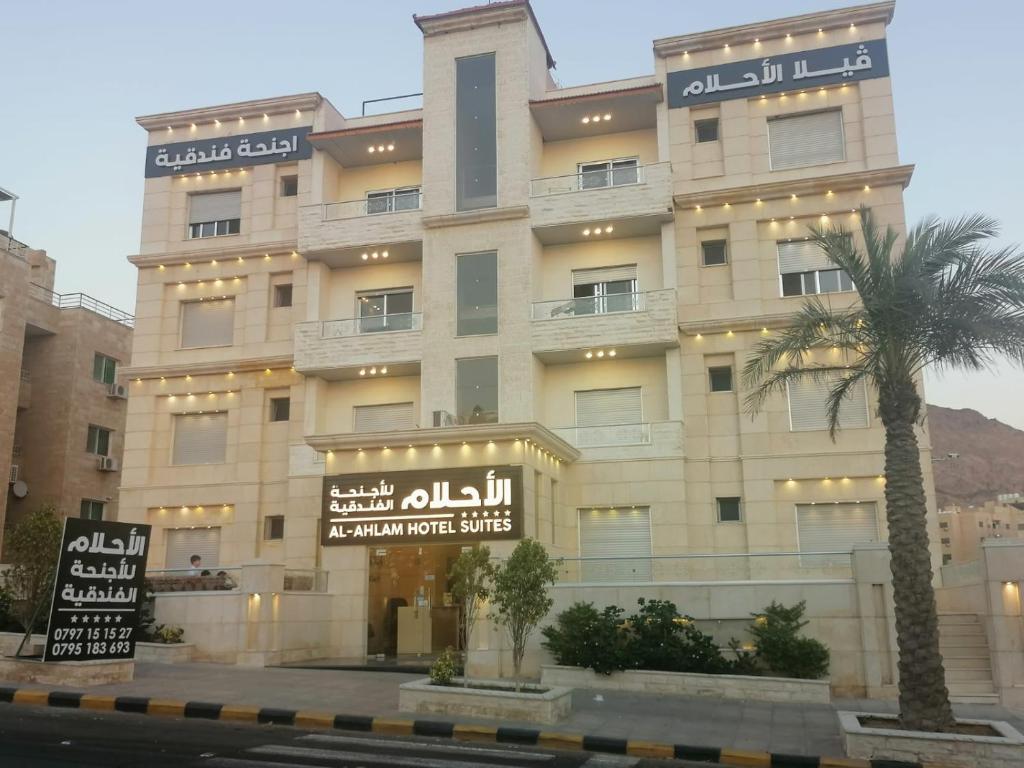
[578,507,652,582]
[180,298,234,348]
[188,191,241,238]
[787,375,869,432]
[778,240,855,297]
[571,265,638,315]
[165,527,221,570]
[353,402,416,433]
[768,110,845,170]
[574,387,645,446]
[172,412,228,465]
[797,502,878,566]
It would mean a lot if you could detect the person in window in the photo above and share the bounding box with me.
[188,554,202,576]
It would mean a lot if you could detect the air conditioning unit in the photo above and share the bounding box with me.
[107,382,128,399]
[97,456,120,472]
[8,465,17,484]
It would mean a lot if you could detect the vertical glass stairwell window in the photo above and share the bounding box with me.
[456,53,497,211]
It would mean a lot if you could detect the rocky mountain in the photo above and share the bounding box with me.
[927,404,1024,508]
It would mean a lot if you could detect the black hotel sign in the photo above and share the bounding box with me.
[144,126,313,178]
[322,466,523,546]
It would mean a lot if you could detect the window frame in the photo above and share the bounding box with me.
[86,424,112,456]
[456,251,498,337]
[716,497,743,523]
[780,267,855,298]
[269,397,291,423]
[455,356,499,425]
[708,366,734,393]
[170,410,229,466]
[273,283,293,308]
[694,117,720,143]
[701,239,728,267]
[92,353,117,385]
[179,297,235,350]
[80,499,105,521]
[767,108,846,171]
[365,186,421,215]
[280,175,298,198]
[576,157,640,190]
[355,288,415,333]
[264,515,285,540]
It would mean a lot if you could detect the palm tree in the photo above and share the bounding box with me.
[743,207,1024,732]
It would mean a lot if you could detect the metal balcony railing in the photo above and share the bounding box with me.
[321,190,422,221]
[552,423,652,448]
[321,312,422,339]
[29,283,134,327]
[531,291,647,320]
[530,164,649,197]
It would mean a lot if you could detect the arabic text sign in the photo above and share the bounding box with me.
[322,466,524,546]
[44,518,151,663]
[144,126,313,178]
[667,39,889,108]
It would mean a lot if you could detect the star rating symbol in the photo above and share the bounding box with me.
[504,510,512,517]
[114,616,123,624]
[70,615,78,624]
[483,511,490,518]
[93,615,102,623]
[81,615,90,624]
[461,512,467,519]
[471,511,478,518]
[104,615,112,624]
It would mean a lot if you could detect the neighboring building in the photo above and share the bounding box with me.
[938,496,1024,565]
[120,1,940,663]
[1,190,134,552]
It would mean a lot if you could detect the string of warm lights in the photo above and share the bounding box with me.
[335,437,563,464]
[132,367,297,385]
[679,21,860,58]
[164,110,304,134]
[157,251,299,272]
[693,188,871,215]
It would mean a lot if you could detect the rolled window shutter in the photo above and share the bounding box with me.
[768,111,845,170]
[578,507,652,582]
[164,527,221,570]
[353,402,416,432]
[777,240,832,274]
[797,502,878,566]
[189,191,241,223]
[788,375,869,431]
[576,387,642,427]
[172,412,228,465]
[181,298,234,348]
[571,264,638,286]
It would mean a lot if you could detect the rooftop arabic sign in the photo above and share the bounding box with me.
[144,126,313,178]
[322,466,523,546]
[667,39,889,108]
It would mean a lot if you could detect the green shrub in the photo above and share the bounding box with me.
[625,598,730,674]
[726,638,761,676]
[749,601,829,679]
[541,602,628,675]
[430,646,459,686]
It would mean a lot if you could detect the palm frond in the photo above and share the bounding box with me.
[823,366,870,440]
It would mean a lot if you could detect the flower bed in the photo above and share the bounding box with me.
[399,678,573,724]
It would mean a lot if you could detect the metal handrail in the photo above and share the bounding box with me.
[532,291,651,319]
[530,164,650,196]
[29,283,134,327]
[321,312,423,338]
[322,191,422,221]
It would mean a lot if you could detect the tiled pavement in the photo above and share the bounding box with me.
[8,662,1024,758]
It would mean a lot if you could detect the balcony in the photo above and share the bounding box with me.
[552,420,683,461]
[294,313,423,377]
[298,193,423,262]
[531,288,678,361]
[529,162,673,241]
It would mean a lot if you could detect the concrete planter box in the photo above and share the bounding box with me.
[0,657,134,685]
[541,664,831,704]
[134,642,194,664]
[0,632,45,658]
[839,711,1024,768]
[399,677,573,724]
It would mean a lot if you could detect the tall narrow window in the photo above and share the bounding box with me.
[456,53,497,211]
[457,252,497,335]
[92,353,117,385]
[456,357,498,425]
[86,425,112,456]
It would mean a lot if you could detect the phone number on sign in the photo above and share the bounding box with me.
[48,640,132,657]
[51,627,133,642]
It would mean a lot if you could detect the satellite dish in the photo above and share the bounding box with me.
[12,480,28,499]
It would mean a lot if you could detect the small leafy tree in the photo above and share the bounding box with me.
[5,506,63,657]
[749,601,830,680]
[448,545,495,687]
[541,601,628,675]
[491,539,558,691]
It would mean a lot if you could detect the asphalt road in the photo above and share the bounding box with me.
[0,706,708,767]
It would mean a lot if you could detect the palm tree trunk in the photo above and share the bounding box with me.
[879,384,955,731]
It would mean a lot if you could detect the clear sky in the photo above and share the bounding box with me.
[3,0,1022,429]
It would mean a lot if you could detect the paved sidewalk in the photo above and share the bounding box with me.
[8,662,1024,758]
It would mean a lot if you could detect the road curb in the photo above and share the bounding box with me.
[0,684,931,768]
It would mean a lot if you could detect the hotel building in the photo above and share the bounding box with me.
[120,1,941,672]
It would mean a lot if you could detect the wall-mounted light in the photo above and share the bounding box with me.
[581,114,612,124]
[584,349,617,359]
[582,225,614,237]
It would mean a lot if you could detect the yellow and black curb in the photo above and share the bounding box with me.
[0,686,929,768]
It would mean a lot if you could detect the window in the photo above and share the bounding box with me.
[264,516,285,540]
[366,186,421,214]
[456,53,497,211]
[577,158,639,190]
[188,190,241,239]
[457,252,498,335]
[269,397,290,422]
[701,239,728,266]
[180,298,234,348]
[788,374,869,431]
[280,175,298,197]
[943,554,952,565]
[940,537,951,545]
[273,284,293,308]
[1018,523,1024,531]
[778,240,854,297]
[92,353,117,385]
[574,387,645,446]
[796,502,878,567]
[939,521,949,529]
[86,425,111,456]
[708,366,733,393]
[695,118,720,143]
[717,497,742,523]
[978,521,984,528]
[579,507,652,582]
[172,412,228,465]
[357,289,414,333]
[768,110,845,170]
[354,402,417,433]
[80,500,104,521]
[571,265,637,315]
[456,357,498,424]
[164,527,220,570]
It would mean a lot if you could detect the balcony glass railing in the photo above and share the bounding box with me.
[532,292,646,320]
[283,569,329,592]
[321,312,422,338]
[145,567,241,592]
[553,423,651,448]
[530,165,649,197]
[322,191,422,221]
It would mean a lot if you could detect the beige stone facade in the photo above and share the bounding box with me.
[120,0,941,674]
[1,227,133,552]
[938,497,1024,565]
